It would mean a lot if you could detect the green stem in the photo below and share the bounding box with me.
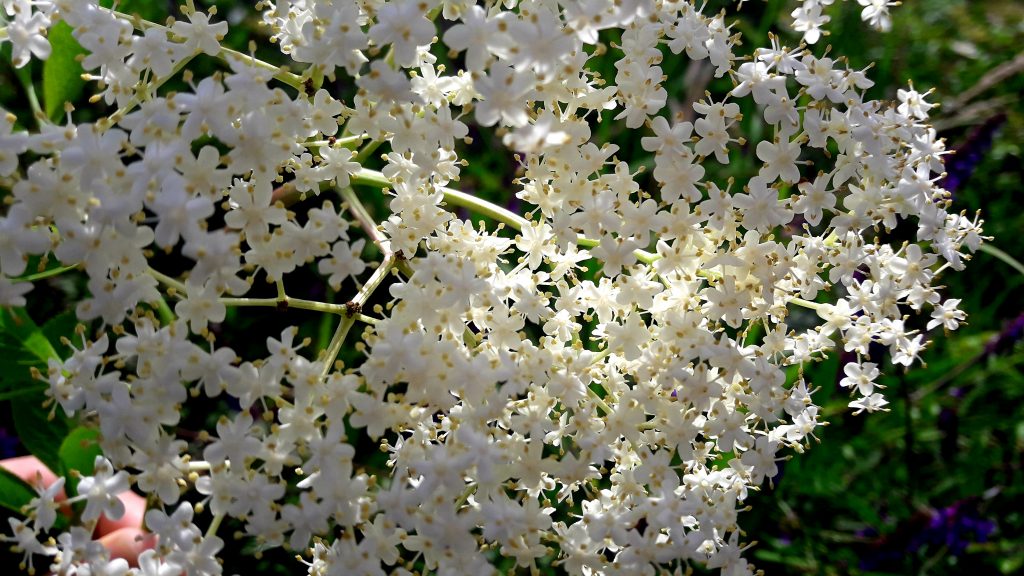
[218,295,351,315]
[354,139,383,165]
[789,297,825,312]
[978,244,1024,281]
[154,295,175,325]
[108,53,198,124]
[339,185,391,254]
[148,267,357,314]
[316,290,336,352]
[352,255,396,310]
[304,135,365,149]
[587,385,614,416]
[319,314,350,381]
[454,483,477,508]
[146,267,188,295]
[12,60,46,129]
[351,168,531,232]
[204,511,225,540]
[13,264,78,282]
[318,254,396,380]
[348,169,666,265]
[574,235,659,265]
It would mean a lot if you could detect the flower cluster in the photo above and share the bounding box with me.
[0,0,982,575]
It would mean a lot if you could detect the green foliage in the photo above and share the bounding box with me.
[42,21,87,121]
[0,466,37,516]
[10,394,69,483]
[58,427,103,497]
[0,307,59,368]
[0,308,72,478]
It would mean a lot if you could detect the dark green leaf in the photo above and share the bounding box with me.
[58,427,102,497]
[0,466,36,516]
[0,383,47,402]
[0,308,60,395]
[0,307,59,366]
[41,21,87,122]
[41,311,80,360]
[11,393,69,477]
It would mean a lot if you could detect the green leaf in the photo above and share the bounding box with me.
[0,383,47,402]
[41,311,81,361]
[0,466,36,516]
[42,21,87,122]
[0,308,59,366]
[11,393,70,477]
[0,309,75,472]
[42,1,167,122]
[0,308,60,395]
[58,427,102,497]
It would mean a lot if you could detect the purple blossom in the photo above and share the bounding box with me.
[983,311,1024,358]
[939,113,1006,197]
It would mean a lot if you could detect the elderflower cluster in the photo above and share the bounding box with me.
[0,0,983,575]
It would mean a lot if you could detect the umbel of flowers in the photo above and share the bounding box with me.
[0,0,982,574]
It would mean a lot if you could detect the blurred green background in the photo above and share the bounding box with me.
[2,0,1023,574]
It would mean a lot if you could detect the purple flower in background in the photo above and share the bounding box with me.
[939,113,1007,197]
[858,498,996,571]
[909,500,996,556]
[983,311,1024,358]
[0,426,18,459]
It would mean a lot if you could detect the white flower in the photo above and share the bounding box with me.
[858,0,897,32]
[129,27,183,76]
[3,518,57,572]
[897,83,936,120]
[442,5,510,71]
[307,89,344,137]
[840,361,881,396]
[175,281,227,334]
[850,393,890,415]
[204,411,264,467]
[171,10,228,56]
[756,137,803,183]
[515,221,555,270]
[0,0,983,573]
[733,177,793,232]
[223,178,287,238]
[793,171,836,226]
[318,238,367,290]
[1,203,51,277]
[6,11,51,68]
[928,299,966,332]
[319,146,361,189]
[28,476,65,531]
[76,457,131,523]
[137,549,184,576]
[0,276,32,306]
[791,1,830,45]
[473,63,534,127]
[368,0,435,68]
